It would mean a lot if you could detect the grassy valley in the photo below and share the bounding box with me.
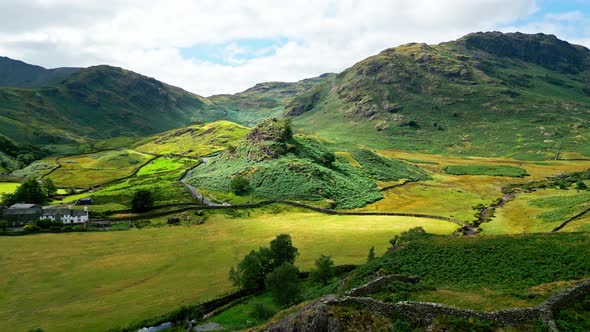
[1,31,590,332]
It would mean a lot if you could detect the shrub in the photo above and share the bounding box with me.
[230,176,249,195]
[576,181,588,190]
[23,224,40,232]
[251,303,276,321]
[310,254,334,285]
[367,246,376,262]
[265,263,301,306]
[131,190,154,212]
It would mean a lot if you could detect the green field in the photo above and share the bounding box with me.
[46,149,153,188]
[443,164,529,177]
[0,212,457,332]
[49,156,199,210]
[134,120,249,158]
[0,182,19,195]
[482,189,590,234]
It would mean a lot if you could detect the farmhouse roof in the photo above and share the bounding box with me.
[42,209,88,217]
[9,203,41,209]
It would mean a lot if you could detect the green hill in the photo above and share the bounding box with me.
[287,32,590,159]
[0,65,209,145]
[0,56,80,88]
[187,118,427,208]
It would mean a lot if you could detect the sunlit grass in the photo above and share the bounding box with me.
[0,212,457,332]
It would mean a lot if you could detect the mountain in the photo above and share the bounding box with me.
[0,65,209,145]
[287,32,590,159]
[0,56,81,88]
[205,74,334,127]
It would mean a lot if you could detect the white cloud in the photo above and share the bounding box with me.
[4,0,583,96]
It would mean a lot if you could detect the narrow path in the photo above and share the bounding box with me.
[179,157,229,207]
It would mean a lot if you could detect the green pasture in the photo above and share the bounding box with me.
[0,212,457,332]
[0,182,19,196]
[47,150,153,188]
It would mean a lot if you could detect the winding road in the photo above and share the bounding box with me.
[179,158,230,207]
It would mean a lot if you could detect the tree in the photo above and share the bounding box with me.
[269,234,299,268]
[229,247,273,290]
[131,190,154,212]
[230,176,249,195]
[576,181,588,191]
[42,178,57,197]
[13,179,46,204]
[367,246,376,262]
[310,254,334,285]
[0,220,8,231]
[318,152,336,166]
[265,262,301,306]
[1,193,16,206]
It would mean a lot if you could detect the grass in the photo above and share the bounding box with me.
[51,156,199,210]
[345,232,590,311]
[482,189,590,234]
[188,132,426,209]
[360,150,590,225]
[0,212,457,332]
[443,164,529,177]
[0,182,19,195]
[47,149,153,188]
[134,120,249,158]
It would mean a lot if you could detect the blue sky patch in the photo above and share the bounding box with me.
[180,37,288,65]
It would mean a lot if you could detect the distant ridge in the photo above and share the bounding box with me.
[0,56,81,87]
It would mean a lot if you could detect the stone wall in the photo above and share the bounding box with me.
[267,278,590,332]
[345,275,420,297]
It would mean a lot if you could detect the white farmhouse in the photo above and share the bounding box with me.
[41,206,89,224]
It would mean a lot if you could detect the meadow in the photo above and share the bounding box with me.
[481,189,590,234]
[46,149,154,188]
[134,120,249,158]
[0,212,457,332]
[361,150,590,225]
[0,182,19,195]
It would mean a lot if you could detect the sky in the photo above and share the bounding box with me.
[0,0,588,96]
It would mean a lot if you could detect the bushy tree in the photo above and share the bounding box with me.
[576,181,588,191]
[318,152,336,166]
[310,254,334,285]
[229,247,273,290]
[390,227,428,248]
[269,234,299,268]
[265,262,301,306]
[230,176,249,195]
[229,234,299,291]
[1,193,16,206]
[11,179,47,204]
[131,190,154,212]
[0,220,8,231]
[42,178,57,197]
